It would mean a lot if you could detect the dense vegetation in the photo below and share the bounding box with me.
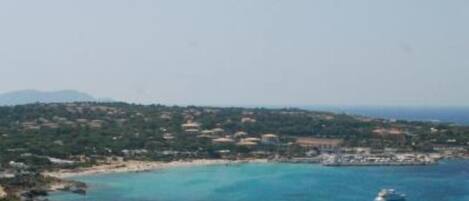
[0,102,467,168]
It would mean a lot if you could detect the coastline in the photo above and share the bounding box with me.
[43,158,468,197]
[42,153,469,179]
[42,159,269,179]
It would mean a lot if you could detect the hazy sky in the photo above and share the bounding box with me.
[1,0,468,106]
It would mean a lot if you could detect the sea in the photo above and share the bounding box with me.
[300,106,469,125]
[224,105,469,125]
[50,160,469,201]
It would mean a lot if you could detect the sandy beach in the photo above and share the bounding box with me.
[43,159,269,178]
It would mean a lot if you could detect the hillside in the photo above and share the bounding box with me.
[0,102,467,169]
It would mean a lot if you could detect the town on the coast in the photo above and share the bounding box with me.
[0,102,468,201]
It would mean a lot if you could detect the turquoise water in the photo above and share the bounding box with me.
[50,160,469,201]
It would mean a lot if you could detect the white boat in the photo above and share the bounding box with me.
[374,189,406,201]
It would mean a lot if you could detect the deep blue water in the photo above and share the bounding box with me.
[300,106,469,125]
[50,160,469,201]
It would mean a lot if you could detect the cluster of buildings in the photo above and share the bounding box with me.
[63,103,122,115]
[20,116,106,130]
[121,149,149,157]
[18,104,129,131]
[295,137,343,153]
[180,121,280,147]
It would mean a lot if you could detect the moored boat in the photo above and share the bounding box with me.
[374,189,406,201]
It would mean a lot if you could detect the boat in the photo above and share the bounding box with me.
[374,189,406,201]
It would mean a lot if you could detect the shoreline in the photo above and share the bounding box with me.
[43,155,469,179]
[42,158,467,195]
[42,159,269,179]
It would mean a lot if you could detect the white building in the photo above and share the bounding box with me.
[261,134,279,145]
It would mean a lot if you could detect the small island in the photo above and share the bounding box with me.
[0,102,468,201]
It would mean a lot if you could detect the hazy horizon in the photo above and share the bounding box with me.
[3,88,469,109]
[1,0,468,107]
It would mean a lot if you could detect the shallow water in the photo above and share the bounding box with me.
[50,160,469,201]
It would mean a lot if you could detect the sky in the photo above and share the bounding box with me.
[0,0,468,107]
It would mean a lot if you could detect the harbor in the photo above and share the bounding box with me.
[274,152,438,167]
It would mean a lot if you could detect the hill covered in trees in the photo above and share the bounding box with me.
[0,102,467,170]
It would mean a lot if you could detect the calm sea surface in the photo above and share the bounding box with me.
[301,106,469,125]
[50,160,469,201]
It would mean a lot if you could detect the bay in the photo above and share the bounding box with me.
[50,160,469,201]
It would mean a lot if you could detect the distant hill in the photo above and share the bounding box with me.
[0,90,112,106]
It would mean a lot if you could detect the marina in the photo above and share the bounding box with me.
[321,153,436,166]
